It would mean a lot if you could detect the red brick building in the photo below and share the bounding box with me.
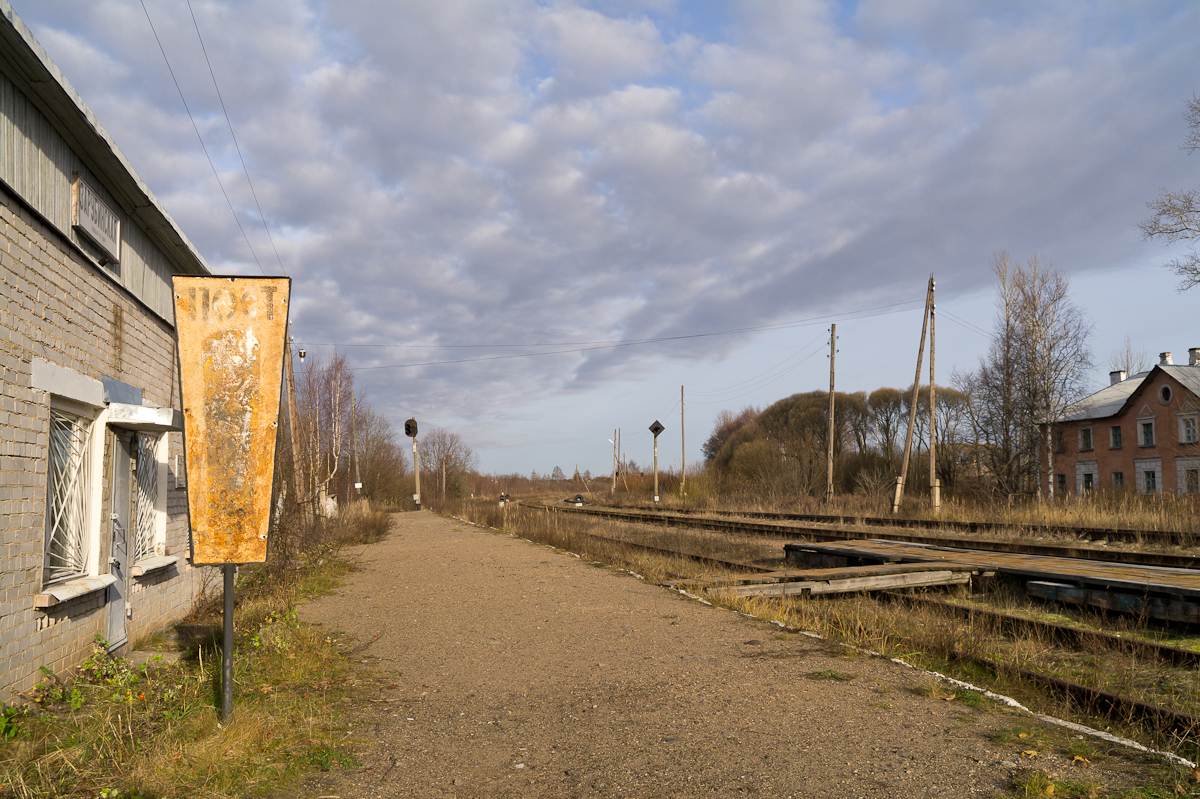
[1048,350,1200,496]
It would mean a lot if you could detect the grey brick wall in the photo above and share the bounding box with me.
[0,181,209,697]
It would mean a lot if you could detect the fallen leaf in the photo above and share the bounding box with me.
[1018,733,1030,739]
[1042,785,1054,796]
[1175,784,1186,795]
[943,695,956,702]
[1191,765,1200,782]
[1021,750,1038,758]
[1073,756,1090,767]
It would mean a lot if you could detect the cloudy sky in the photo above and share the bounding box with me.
[15,0,1200,477]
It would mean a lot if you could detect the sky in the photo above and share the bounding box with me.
[13,0,1200,478]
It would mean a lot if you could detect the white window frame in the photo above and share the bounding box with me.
[1074,460,1098,495]
[44,398,104,587]
[1139,419,1156,447]
[1176,457,1200,495]
[1179,413,1199,444]
[1134,457,1162,494]
[132,432,169,564]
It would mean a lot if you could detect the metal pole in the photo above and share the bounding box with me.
[221,564,235,723]
[929,279,939,512]
[680,385,686,496]
[893,277,935,514]
[413,436,421,510]
[826,324,836,502]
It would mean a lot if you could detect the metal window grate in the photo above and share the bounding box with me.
[133,433,160,563]
[45,409,93,584]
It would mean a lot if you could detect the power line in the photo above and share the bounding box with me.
[139,0,267,276]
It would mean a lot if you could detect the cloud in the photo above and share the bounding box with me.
[13,0,1200,469]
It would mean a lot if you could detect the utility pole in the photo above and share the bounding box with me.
[680,385,686,496]
[826,324,837,502]
[441,454,446,500]
[283,326,305,506]
[893,276,935,515]
[611,428,617,496]
[928,280,939,512]
[350,387,360,503]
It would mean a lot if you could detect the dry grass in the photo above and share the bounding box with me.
[0,509,396,798]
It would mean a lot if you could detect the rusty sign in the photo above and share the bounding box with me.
[173,276,290,564]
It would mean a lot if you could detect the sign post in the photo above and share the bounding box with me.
[173,276,290,723]
[649,420,665,504]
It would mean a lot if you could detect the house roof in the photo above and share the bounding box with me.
[0,1,210,277]
[1058,364,1200,422]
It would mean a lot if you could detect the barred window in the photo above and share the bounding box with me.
[44,408,94,585]
[133,433,161,563]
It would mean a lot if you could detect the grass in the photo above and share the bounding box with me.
[0,504,396,799]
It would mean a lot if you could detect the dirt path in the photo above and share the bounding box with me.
[291,511,1156,798]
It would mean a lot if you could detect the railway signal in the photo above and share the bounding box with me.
[649,420,665,504]
[405,417,421,509]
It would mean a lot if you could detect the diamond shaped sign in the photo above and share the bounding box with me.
[649,420,665,437]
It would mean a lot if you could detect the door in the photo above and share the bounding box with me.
[106,429,134,651]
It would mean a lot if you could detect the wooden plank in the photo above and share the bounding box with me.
[685,561,979,590]
[731,571,970,597]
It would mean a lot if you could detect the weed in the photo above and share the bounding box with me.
[809,669,856,681]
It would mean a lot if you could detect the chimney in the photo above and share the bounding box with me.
[1109,370,1126,385]
[1190,348,1200,366]
[1160,352,1173,366]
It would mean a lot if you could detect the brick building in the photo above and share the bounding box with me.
[1048,350,1200,496]
[0,3,213,696]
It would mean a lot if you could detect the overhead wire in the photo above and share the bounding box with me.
[139,0,267,277]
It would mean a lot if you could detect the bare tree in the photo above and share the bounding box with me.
[867,387,904,461]
[418,426,478,499]
[955,253,1091,498]
[1108,334,1152,376]
[1139,94,1200,289]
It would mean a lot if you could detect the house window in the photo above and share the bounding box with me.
[1082,473,1094,491]
[1160,385,1173,404]
[45,407,95,586]
[1056,474,1066,493]
[133,433,161,563]
[1112,471,1123,487]
[1180,415,1199,444]
[1079,428,1093,451]
[1144,470,1157,492]
[1053,430,1065,453]
[1141,421,1155,447]
[1187,469,1199,494]
[1110,426,1122,448]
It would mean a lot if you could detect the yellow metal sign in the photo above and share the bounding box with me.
[173,276,290,564]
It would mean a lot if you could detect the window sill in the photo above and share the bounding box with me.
[35,574,118,609]
[131,555,179,578]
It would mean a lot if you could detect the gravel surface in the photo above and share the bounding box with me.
[291,511,1170,798]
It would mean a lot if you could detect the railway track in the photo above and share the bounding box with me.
[607,502,1199,548]
[533,501,1200,570]
[520,501,1200,740]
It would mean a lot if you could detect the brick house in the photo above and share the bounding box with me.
[0,3,213,696]
[1048,351,1200,496]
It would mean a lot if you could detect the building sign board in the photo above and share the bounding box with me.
[71,174,120,264]
[173,276,290,564]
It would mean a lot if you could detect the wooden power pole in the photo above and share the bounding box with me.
[680,385,686,496]
[928,281,939,512]
[892,276,935,515]
[283,326,305,505]
[611,428,617,496]
[825,324,836,502]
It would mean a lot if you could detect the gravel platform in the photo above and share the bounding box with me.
[290,510,1169,798]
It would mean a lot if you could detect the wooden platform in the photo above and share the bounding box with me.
[783,540,1200,600]
[674,562,983,598]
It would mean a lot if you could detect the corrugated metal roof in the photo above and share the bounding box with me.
[0,0,210,277]
[1059,365,1200,422]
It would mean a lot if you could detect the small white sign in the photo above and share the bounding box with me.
[72,174,120,263]
[354,482,362,489]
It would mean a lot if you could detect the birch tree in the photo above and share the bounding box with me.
[1140,94,1200,289]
